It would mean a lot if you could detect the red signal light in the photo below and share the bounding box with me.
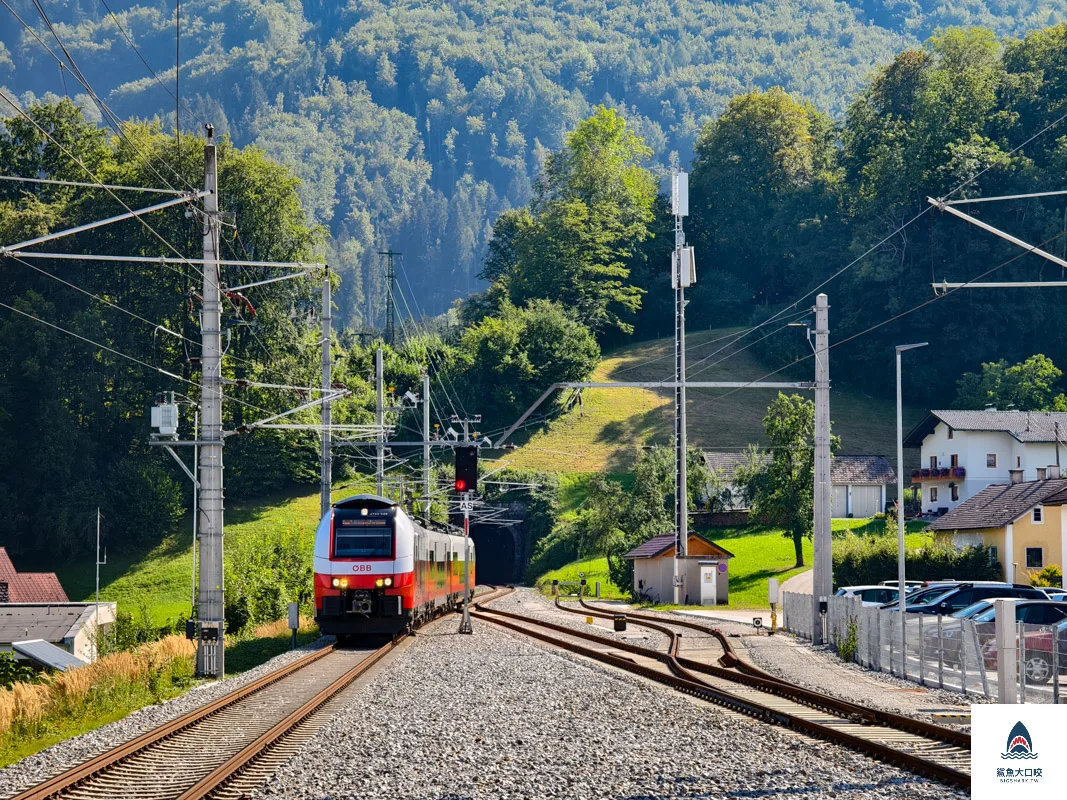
[455,478,467,492]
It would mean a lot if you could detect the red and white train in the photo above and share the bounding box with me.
[314,494,475,637]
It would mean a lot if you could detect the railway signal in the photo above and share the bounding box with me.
[454,445,478,493]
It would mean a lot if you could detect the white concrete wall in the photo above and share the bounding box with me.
[918,422,1064,513]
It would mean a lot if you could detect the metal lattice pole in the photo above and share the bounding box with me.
[812,294,832,644]
[320,271,332,520]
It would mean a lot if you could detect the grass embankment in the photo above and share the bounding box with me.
[52,483,368,628]
[536,520,934,610]
[0,636,195,766]
[507,327,926,474]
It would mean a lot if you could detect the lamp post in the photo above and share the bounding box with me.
[896,342,927,668]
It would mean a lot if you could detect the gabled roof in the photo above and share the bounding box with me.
[702,452,770,481]
[0,548,68,603]
[926,478,1067,531]
[904,410,1067,447]
[831,455,896,485]
[703,452,895,485]
[12,639,86,672]
[623,533,735,560]
[0,604,92,644]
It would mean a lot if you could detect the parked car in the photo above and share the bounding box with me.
[835,585,901,606]
[879,580,923,591]
[892,584,1046,615]
[1038,587,1067,602]
[924,600,1067,666]
[983,616,1067,684]
[879,583,1005,610]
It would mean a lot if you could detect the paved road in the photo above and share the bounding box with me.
[779,568,812,595]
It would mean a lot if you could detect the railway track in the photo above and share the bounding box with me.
[8,641,400,800]
[472,588,970,790]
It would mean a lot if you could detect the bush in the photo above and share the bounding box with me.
[1029,564,1063,587]
[832,534,1000,587]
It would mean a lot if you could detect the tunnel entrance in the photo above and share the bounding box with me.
[469,523,517,585]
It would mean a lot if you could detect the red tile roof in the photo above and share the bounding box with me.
[0,548,69,603]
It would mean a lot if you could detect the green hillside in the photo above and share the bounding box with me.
[508,327,927,474]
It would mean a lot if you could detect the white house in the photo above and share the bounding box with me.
[702,452,895,518]
[903,410,1067,515]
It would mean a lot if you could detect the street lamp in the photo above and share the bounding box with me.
[896,342,927,667]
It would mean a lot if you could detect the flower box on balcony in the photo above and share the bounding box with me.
[952,467,966,478]
[920,468,931,478]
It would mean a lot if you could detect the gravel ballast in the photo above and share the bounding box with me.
[0,639,330,798]
[256,612,966,799]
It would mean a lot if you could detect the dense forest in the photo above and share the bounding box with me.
[3,0,1067,329]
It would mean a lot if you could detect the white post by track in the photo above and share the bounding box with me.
[94,507,104,661]
[320,270,332,520]
[191,410,198,614]
[995,597,1018,702]
[812,294,832,644]
[197,130,225,678]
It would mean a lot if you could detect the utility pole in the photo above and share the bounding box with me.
[320,270,332,520]
[95,508,104,661]
[671,172,694,605]
[197,126,225,677]
[190,409,198,614]
[423,372,432,524]
[459,489,473,634]
[378,250,400,347]
[376,346,385,496]
[812,293,832,645]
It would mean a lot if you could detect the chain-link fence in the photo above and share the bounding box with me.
[781,591,1064,702]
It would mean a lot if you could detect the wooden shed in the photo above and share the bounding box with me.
[623,532,734,606]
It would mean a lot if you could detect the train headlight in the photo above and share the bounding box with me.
[339,578,349,589]
[384,577,393,587]
[375,578,385,588]
[331,578,340,588]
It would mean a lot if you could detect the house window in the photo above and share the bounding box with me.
[1026,547,1044,569]
[1017,456,1021,468]
[930,456,938,469]
[930,487,938,502]
[950,454,959,467]
[1033,506,1044,524]
[947,427,954,439]
[989,546,999,565]
[951,485,959,502]
[987,454,998,468]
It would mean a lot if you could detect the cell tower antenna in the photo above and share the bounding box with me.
[378,250,401,346]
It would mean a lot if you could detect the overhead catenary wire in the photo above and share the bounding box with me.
[0,175,186,194]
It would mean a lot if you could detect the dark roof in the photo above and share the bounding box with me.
[927,478,1067,531]
[830,455,896,485]
[702,452,769,481]
[703,452,894,485]
[623,533,735,560]
[12,639,86,671]
[0,604,93,644]
[904,410,1067,447]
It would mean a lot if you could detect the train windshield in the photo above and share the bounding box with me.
[333,509,393,558]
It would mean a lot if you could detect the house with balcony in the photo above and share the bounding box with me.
[903,410,1067,515]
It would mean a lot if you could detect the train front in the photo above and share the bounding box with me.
[314,494,413,636]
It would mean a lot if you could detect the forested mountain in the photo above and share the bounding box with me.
[2,0,1064,328]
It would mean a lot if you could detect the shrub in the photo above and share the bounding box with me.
[832,534,1000,587]
[1029,564,1063,587]
[0,653,37,689]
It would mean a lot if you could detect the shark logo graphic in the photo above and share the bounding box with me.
[1002,721,1039,760]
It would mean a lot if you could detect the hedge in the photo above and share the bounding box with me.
[832,534,1001,588]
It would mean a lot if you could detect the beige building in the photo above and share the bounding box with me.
[623,532,734,605]
[927,477,1067,583]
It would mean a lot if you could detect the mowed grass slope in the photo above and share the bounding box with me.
[52,483,369,627]
[508,327,926,473]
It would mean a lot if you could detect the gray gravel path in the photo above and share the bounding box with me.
[0,639,331,798]
[255,613,966,799]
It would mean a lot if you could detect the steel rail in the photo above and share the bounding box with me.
[573,595,971,749]
[473,591,969,790]
[11,644,338,800]
[176,638,403,799]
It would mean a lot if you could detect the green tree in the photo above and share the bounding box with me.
[954,355,1067,410]
[737,394,840,568]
